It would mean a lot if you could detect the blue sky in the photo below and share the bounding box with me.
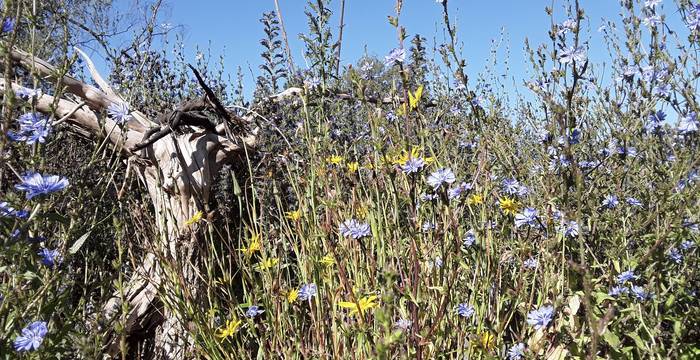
[105,0,683,99]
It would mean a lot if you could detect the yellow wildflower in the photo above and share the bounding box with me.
[338,295,380,317]
[347,161,360,173]
[216,318,243,339]
[408,85,424,110]
[356,205,368,219]
[468,194,483,205]
[255,257,279,271]
[479,331,496,351]
[285,209,302,222]
[287,289,299,303]
[320,254,335,266]
[499,197,519,215]
[185,211,203,226]
[326,155,344,165]
[240,234,262,257]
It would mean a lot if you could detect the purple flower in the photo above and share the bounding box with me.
[630,285,653,301]
[448,182,473,200]
[298,283,317,301]
[609,286,628,297]
[38,248,62,268]
[1,18,14,33]
[7,112,52,145]
[626,197,642,207]
[13,321,48,352]
[427,168,456,190]
[107,102,133,124]
[558,19,576,35]
[667,247,683,264]
[562,220,579,238]
[559,46,586,64]
[245,305,264,318]
[508,343,526,360]
[15,173,69,200]
[384,48,406,66]
[401,157,425,174]
[463,229,476,248]
[678,112,698,134]
[526,305,554,329]
[643,15,662,27]
[15,87,42,99]
[601,195,619,209]
[456,303,475,318]
[515,208,539,228]
[523,257,538,269]
[339,219,371,239]
[616,270,637,284]
[0,202,26,219]
[654,84,671,97]
[680,240,695,250]
[501,178,522,195]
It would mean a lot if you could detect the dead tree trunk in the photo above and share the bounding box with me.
[4,49,257,358]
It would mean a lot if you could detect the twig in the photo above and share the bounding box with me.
[52,101,87,126]
[274,0,296,75]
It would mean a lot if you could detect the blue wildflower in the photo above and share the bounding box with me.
[422,221,436,233]
[1,18,14,33]
[384,48,406,66]
[626,197,642,207]
[298,283,317,301]
[562,221,579,238]
[107,102,133,124]
[644,0,662,8]
[515,207,539,228]
[559,46,586,64]
[601,195,619,209]
[456,303,475,318]
[15,87,42,99]
[526,305,555,329]
[667,247,683,264]
[426,168,456,190]
[448,182,472,200]
[654,84,670,97]
[630,285,653,301]
[339,219,371,239]
[678,112,698,134]
[523,257,538,269]
[15,173,69,200]
[38,248,62,268]
[401,157,425,174]
[463,229,476,248]
[7,112,52,145]
[680,240,695,250]
[0,202,16,217]
[502,178,521,195]
[508,343,526,360]
[616,270,637,284]
[13,321,48,352]
[245,305,264,318]
[609,286,628,297]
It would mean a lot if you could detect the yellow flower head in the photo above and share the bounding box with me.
[185,211,203,226]
[479,331,496,351]
[216,318,243,339]
[240,234,262,257]
[255,257,279,271]
[320,254,335,266]
[338,295,380,317]
[499,197,519,216]
[285,209,302,222]
[347,162,360,173]
[326,155,344,165]
[468,194,484,205]
[287,289,299,303]
[356,205,369,219]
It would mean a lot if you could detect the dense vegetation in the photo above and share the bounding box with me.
[1,0,699,358]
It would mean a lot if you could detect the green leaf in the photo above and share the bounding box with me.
[602,331,620,348]
[68,231,91,254]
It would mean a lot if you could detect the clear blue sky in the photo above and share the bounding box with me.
[106,0,684,99]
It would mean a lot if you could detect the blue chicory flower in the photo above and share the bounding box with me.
[15,173,69,200]
[13,321,48,352]
[298,283,317,301]
[456,303,475,318]
[245,305,264,318]
[427,168,456,190]
[339,219,371,239]
[526,305,554,329]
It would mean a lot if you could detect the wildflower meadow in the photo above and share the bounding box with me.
[0,0,699,358]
